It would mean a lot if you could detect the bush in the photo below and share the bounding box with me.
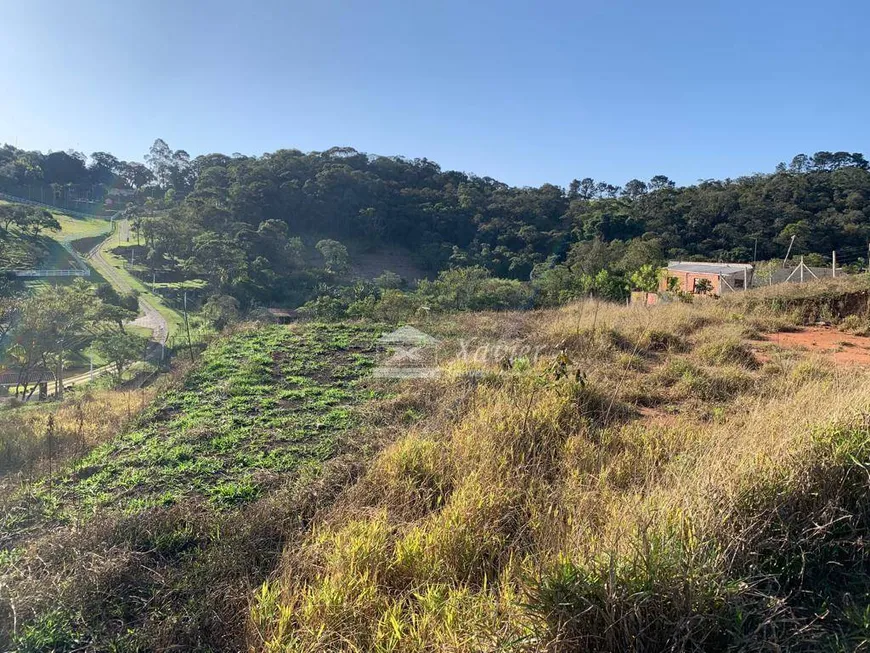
[531,264,585,307]
[417,267,531,312]
[298,295,348,320]
[696,339,759,369]
[374,271,404,290]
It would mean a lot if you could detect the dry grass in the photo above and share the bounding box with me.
[251,290,870,652]
[4,280,870,651]
[0,389,155,492]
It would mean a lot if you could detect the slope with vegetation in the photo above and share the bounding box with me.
[0,201,67,271]
[250,278,870,652]
[1,278,870,650]
[0,321,418,650]
[3,140,870,317]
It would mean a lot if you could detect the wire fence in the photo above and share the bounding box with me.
[0,191,101,219]
[10,268,90,278]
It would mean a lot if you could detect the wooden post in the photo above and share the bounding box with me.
[783,235,796,268]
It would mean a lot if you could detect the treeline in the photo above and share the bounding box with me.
[0,145,154,209]
[3,140,870,311]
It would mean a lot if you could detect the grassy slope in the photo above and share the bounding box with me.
[4,279,870,651]
[0,230,67,269]
[50,213,111,244]
[41,323,382,513]
[0,202,113,289]
[251,280,870,652]
[0,321,399,651]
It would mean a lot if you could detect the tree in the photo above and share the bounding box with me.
[89,151,120,184]
[124,206,145,246]
[0,294,22,343]
[145,138,174,188]
[648,175,675,191]
[0,205,15,233]
[119,161,154,189]
[6,280,102,397]
[94,331,147,380]
[622,179,648,200]
[201,294,240,331]
[629,264,660,292]
[316,239,350,274]
[694,278,712,294]
[374,271,404,289]
[754,260,778,286]
[0,205,28,233]
[24,209,60,236]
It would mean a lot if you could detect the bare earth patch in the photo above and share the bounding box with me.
[754,326,870,366]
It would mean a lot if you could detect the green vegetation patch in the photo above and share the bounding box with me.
[35,323,383,514]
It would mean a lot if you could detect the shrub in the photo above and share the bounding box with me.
[374,271,404,290]
[298,294,348,320]
[417,267,532,312]
[696,339,760,369]
[636,328,687,353]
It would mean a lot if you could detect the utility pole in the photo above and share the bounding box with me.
[56,343,63,399]
[183,292,194,363]
[832,251,837,278]
[783,235,796,268]
[800,256,805,284]
[753,237,758,265]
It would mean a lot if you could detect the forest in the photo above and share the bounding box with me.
[2,142,869,312]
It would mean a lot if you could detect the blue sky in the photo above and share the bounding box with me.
[1,0,868,187]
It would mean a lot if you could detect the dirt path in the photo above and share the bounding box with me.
[87,219,168,346]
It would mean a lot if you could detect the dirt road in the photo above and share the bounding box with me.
[88,219,169,346]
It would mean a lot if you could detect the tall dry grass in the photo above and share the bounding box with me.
[251,293,870,651]
[0,389,155,490]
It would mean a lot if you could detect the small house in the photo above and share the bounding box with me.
[266,308,300,324]
[660,261,754,296]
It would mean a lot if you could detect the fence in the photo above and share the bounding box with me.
[751,262,846,288]
[0,191,102,219]
[10,269,90,278]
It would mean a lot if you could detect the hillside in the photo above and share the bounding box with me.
[0,200,109,272]
[2,279,870,650]
[0,322,407,650]
[4,143,870,317]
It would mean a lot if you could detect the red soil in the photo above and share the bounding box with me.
[755,327,870,366]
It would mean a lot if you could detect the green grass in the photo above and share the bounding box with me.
[152,279,207,290]
[124,324,154,340]
[0,231,72,269]
[28,323,385,516]
[0,200,110,247]
[89,222,185,336]
[50,214,111,243]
